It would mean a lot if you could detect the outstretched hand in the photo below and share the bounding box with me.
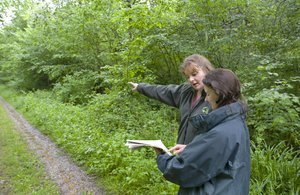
[168,144,186,155]
[128,82,138,91]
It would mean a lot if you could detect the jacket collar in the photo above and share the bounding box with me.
[190,102,247,134]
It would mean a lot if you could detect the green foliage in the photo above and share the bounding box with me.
[99,63,156,93]
[87,89,178,142]
[1,0,298,94]
[53,70,102,104]
[248,89,300,149]
[2,86,178,194]
[250,141,299,194]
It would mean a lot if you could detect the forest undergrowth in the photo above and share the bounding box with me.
[0,85,299,195]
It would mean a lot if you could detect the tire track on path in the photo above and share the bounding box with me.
[0,97,106,195]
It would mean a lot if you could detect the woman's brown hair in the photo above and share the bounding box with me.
[202,68,246,107]
[180,54,214,74]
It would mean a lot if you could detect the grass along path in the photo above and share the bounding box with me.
[0,100,60,194]
[0,96,106,195]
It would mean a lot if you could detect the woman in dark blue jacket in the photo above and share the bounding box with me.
[155,69,250,195]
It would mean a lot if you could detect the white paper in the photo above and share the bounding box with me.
[125,140,172,155]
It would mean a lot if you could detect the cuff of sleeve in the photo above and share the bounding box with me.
[156,154,175,173]
[136,83,145,93]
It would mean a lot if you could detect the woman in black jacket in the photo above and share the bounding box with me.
[129,54,214,144]
[155,69,250,195]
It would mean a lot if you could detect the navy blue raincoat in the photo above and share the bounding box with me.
[156,102,250,195]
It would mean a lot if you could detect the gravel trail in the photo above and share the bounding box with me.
[0,97,106,195]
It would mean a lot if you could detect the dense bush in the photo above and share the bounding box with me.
[1,0,298,94]
[52,70,102,104]
[247,89,300,149]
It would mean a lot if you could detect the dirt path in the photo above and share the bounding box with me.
[0,97,106,195]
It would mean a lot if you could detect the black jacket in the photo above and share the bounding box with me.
[137,83,211,144]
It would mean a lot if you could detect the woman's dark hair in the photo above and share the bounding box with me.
[202,68,246,107]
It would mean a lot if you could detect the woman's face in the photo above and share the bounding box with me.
[204,85,219,110]
[184,65,206,92]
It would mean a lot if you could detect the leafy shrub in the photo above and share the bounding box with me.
[247,89,300,149]
[52,70,102,104]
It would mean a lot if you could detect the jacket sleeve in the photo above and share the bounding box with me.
[137,83,188,108]
[156,129,237,188]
